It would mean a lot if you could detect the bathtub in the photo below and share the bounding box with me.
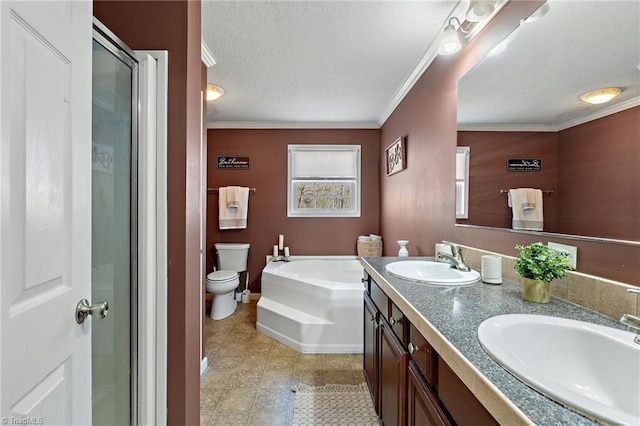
[256,256,364,354]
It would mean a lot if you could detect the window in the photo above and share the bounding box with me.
[456,147,470,219]
[288,145,361,217]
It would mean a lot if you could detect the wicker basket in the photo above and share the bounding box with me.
[357,240,383,257]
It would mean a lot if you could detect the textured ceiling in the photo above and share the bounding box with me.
[203,1,640,130]
[202,0,457,127]
[458,0,640,130]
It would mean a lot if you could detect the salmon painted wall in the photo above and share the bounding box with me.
[557,107,640,240]
[457,131,559,231]
[94,2,203,424]
[379,0,640,286]
[206,129,380,293]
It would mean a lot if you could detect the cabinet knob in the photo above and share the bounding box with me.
[369,314,375,322]
[389,316,397,325]
[408,342,420,354]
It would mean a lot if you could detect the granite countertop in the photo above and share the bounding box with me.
[361,256,628,426]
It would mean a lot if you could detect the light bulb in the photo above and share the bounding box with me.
[580,88,621,105]
[439,24,462,55]
[206,84,224,101]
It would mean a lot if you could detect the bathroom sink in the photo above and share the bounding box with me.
[478,314,640,425]
[384,260,480,286]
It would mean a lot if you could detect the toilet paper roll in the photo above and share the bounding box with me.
[435,243,453,263]
[481,255,502,284]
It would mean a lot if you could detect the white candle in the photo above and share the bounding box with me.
[284,247,290,257]
[273,245,278,257]
[278,234,284,250]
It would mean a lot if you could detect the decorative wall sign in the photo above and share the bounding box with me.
[217,156,250,169]
[385,137,406,176]
[507,158,542,172]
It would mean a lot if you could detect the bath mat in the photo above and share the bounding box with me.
[291,383,380,425]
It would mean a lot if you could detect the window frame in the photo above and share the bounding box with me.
[287,144,361,218]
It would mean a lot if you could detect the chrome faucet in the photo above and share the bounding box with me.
[620,288,640,345]
[437,241,471,272]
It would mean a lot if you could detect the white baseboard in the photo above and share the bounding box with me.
[200,357,208,375]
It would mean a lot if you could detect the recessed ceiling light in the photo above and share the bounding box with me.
[580,87,621,105]
[206,84,224,101]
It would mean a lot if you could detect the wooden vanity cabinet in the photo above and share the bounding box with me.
[407,362,451,426]
[378,317,408,426]
[363,273,498,426]
[363,292,379,409]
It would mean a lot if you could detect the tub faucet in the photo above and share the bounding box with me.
[437,241,471,272]
[620,288,640,345]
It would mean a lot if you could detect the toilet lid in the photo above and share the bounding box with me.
[206,270,238,283]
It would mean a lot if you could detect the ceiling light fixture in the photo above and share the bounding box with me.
[466,1,496,23]
[580,88,621,105]
[206,84,224,101]
[439,18,465,55]
[438,1,507,56]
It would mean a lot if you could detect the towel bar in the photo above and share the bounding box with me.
[500,189,553,195]
[207,187,256,194]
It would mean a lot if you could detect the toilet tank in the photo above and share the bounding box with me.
[215,243,250,272]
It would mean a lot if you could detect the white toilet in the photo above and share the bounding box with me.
[206,243,250,320]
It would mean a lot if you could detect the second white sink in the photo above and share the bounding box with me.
[478,314,640,426]
[385,260,480,286]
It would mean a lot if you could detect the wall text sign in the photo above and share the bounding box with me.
[217,156,250,169]
[507,158,542,172]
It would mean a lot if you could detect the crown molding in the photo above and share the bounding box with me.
[556,96,640,131]
[376,39,440,127]
[201,39,216,68]
[207,121,380,129]
[459,96,640,133]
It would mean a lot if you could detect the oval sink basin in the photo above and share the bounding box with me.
[385,260,480,286]
[478,314,640,425]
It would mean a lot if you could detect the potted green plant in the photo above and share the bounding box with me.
[513,242,572,303]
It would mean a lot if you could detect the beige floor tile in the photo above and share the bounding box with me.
[201,409,214,426]
[207,411,251,426]
[247,408,289,426]
[202,301,365,424]
[201,368,235,390]
[260,368,295,389]
[323,369,357,385]
[215,388,257,414]
[228,369,264,389]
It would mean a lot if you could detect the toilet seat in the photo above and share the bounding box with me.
[206,270,238,284]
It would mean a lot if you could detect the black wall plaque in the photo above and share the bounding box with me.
[507,158,542,172]
[217,156,250,169]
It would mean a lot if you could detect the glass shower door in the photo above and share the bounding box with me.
[91,29,138,426]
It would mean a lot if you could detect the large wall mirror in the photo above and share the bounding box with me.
[456,0,640,243]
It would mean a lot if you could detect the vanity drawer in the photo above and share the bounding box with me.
[389,301,406,343]
[370,280,389,316]
[409,323,436,387]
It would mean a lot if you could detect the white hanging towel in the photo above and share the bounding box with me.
[508,188,543,231]
[225,185,242,208]
[219,186,249,229]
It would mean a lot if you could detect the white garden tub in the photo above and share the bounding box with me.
[256,256,364,353]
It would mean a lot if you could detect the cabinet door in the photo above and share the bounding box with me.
[438,357,499,426]
[363,293,379,412]
[408,362,451,426]
[379,319,408,426]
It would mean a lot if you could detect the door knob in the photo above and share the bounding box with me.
[75,299,109,324]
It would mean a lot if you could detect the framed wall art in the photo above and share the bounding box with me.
[385,137,406,176]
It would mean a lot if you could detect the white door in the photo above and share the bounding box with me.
[1,1,93,424]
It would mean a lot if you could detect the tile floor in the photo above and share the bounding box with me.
[200,300,366,425]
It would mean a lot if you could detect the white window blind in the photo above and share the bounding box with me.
[288,145,361,217]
